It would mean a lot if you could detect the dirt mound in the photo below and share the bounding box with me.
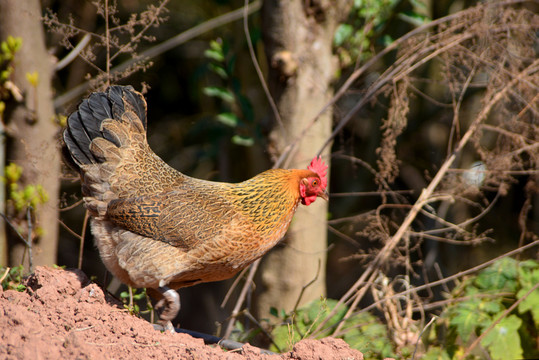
[0,266,364,359]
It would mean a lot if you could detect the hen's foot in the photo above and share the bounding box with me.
[154,286,180,331]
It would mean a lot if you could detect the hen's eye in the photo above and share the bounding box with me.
[312,179,318,186]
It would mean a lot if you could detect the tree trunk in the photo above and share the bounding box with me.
[0,0,60,268]
[255,0,347,318]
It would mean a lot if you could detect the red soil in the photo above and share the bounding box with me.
[0,266,365,359]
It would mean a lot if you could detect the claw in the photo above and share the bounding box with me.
[152,321,176,333]
[151,286,180,331]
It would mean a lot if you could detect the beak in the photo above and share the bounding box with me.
[318,189,329,201]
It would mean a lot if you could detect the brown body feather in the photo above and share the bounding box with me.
[63,86,320,294]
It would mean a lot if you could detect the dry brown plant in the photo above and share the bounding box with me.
[222,3,538,353]
[44,0,169,91]
[308,2,538,355]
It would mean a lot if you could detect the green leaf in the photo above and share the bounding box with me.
[518,261,539,288]
[382,34,394,46]
[6,35,22,53]
[204,49,224,62]
[133,292,146,301]
[341,311,395,358]
[397,11,431,26]
[334,24,353,46]
[269,307,279,318]
[475,258,518,292]
[518,259,539,270]
[449,299,491,341]
[203,86,235,103]
[410,0,428,10]
[479,299,503,315]
[231,135,254,147]
[0,41,9,56]
[517,281,539,326]
[216,112,239,127]
[481,315,523,360]
[208,63,228,79]
[1,68,12,82]
[5,163,22,183]
[209,39,223,52]
[423,347,451,360]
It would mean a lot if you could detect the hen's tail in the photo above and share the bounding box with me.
[63,86,183,213]
[63,85,147,170]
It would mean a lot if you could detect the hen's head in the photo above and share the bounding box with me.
[300,156,329,205]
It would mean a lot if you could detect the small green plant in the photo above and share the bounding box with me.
[0,265,26,292]
[120,287,152,316]
[203,39,256,147]
[259,258,538,359]
[3,163,49,213]
[0,35,22,83]
[0,36,22,118]
[334,0,430,67]
[423,258,539,360]
[268,298,396,359]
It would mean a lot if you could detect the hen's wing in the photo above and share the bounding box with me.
[106,189,245,251]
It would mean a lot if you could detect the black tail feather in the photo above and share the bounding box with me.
[64,105,98,167]
[62,85,147,170]
[108,86,126,121]
[122,88,147,130]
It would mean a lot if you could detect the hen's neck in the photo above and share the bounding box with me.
[226,169,312,238]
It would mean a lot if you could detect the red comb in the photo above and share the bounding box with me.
[307,156,328,189]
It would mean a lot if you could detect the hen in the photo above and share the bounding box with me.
[62,85,328,329]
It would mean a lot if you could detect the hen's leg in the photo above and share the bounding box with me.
[147,286,180,332]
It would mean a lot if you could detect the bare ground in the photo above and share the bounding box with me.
[0,266,365,359]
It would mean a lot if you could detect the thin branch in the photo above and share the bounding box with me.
[26,207,33,273]
[59,198,84,212]
[0,212,32,267]
[220,265,250,308]
[417,190,502,237]
[292,259,321,313]
[413,232,490,245]
[55,33,91,71]
[347,240,539,321]
[78,211,90,269]
[104,0,111,86]
[328,225,361,247]
[412,316,437,360]
[243,310,282,352]
[223,258,260,339]
[58,219,82,239]
[447,65,477,156]
[54,0,262,109]
[242,0,284,133]
[406,292,514,314]
[330,190,414,197]
[109,0,169,63]
[0,267,9,283]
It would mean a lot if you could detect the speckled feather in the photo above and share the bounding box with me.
[63,86,324,291]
